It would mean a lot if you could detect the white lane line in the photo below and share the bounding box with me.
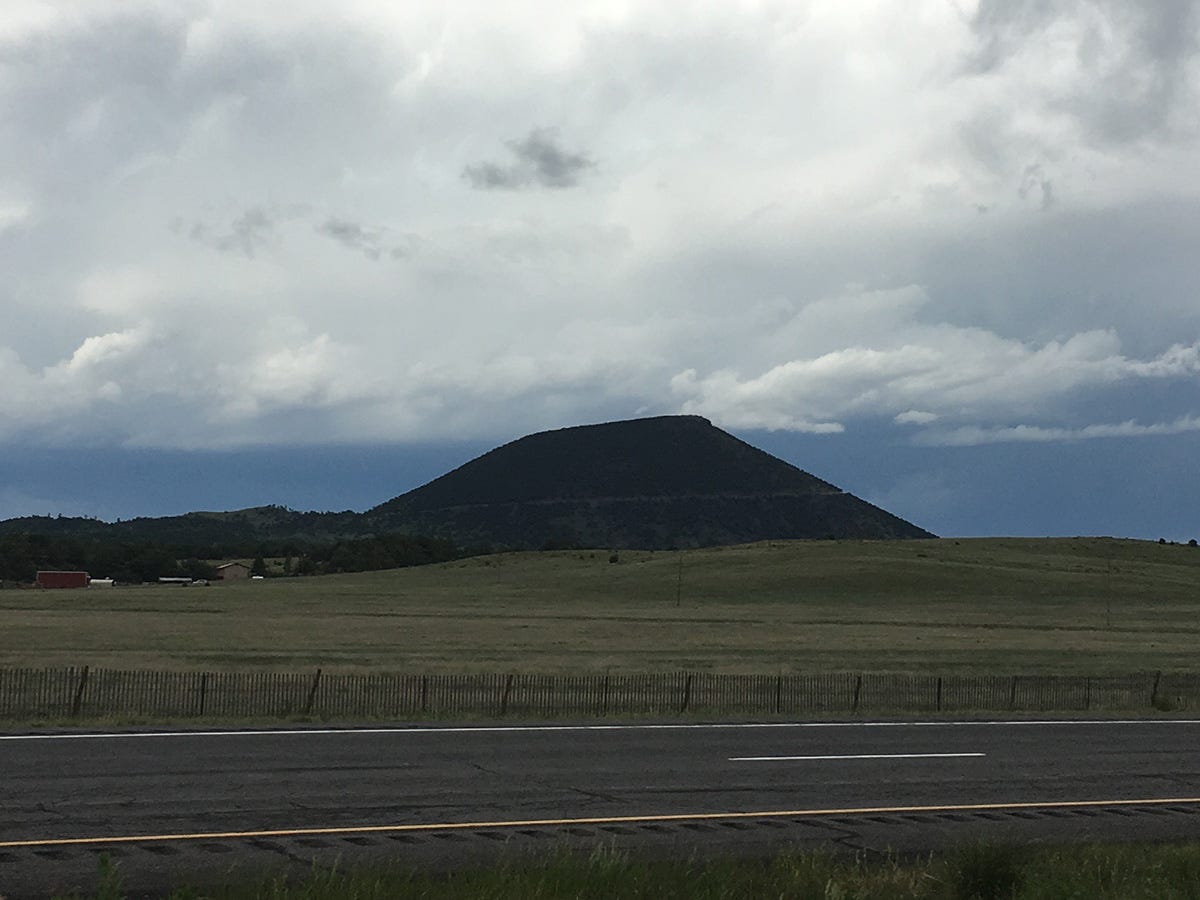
[1,720,1196,742]
[731,752,986,761]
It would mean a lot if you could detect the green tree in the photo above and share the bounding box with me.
[180,557,217,580]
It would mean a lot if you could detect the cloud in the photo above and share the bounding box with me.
[0,1,1195,457]
[212,208,274,258]
[0,201,29,235]
[921,415,1200,447]
[463,129,595,189]
[181,207,298,258]
[0,326,154,442]
[317,217,381,259]
[1018,163,1055,211]
[313,217,410,261]
[895,410,939,426]
[62,327,151,374]
[966,1,1200,145]
[213,330,370,420]
[0,316,379,448]
[670,286,1200,434]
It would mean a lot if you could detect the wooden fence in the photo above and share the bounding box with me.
[1,668,1196,721]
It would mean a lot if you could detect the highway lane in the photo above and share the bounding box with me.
[4,719,1200,897]
[6,719,1200,839]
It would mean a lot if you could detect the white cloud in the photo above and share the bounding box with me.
[213,330,371,420]
[0,201,30,234]
[895,410,938,426]
[670,285,1200,433]
[922,415,1200,447]
[60,326,151,373]
[77,268,166,316]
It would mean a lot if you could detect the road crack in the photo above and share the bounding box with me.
[569,786,625,804]
[471,762,625,805]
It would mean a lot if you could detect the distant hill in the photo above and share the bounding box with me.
[0,507,362,547]
[0,416,934,552]
[365,416,934,548]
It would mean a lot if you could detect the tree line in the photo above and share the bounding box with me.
[0,531,468,585]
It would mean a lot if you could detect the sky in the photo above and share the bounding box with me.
[1,0,1198,539]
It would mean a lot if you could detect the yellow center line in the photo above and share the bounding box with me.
[3,797,1200,849]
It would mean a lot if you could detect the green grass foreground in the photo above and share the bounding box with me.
[6,537,1200,675]
[63,843,1200,900]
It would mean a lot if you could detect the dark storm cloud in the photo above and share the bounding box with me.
[317,217,383,260]
[967,0,1200,143]
[217,208,275,258]
[463,129,595,190]
[1018,163,1055,210]
[316,218,414,260]
[186,208,276,258]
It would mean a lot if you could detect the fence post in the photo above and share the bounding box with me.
[304,668,322,716]
[1151,671,1162,708]
[1008,675,1018,710]
[775,675,783,715]
[198,672,208,717]
[500,674,514,716]
[851,674,862,714]
[936,676,943,712]
[1084,676,1091,710]
[601,675,609,716]
[680,673,693,713]
[71,666,90,718]
[421,675,429,713]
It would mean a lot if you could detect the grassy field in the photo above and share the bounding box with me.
[4,537,1199,675]
[60,842,1200,900]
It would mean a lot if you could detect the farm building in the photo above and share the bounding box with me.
[214,562,251,581]
[36,571,90,589]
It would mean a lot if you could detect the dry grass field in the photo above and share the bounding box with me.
[2,537,1198,675]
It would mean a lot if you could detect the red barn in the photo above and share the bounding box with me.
[36,571,90,589]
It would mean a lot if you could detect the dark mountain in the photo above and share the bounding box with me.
[365,416,934,548]
[0,416,934,555]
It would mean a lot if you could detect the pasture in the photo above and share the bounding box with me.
[2,537,1198,675]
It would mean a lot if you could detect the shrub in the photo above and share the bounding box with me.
[944,844,1024,900]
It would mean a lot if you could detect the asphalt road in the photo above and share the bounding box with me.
[4,718,1200,897]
